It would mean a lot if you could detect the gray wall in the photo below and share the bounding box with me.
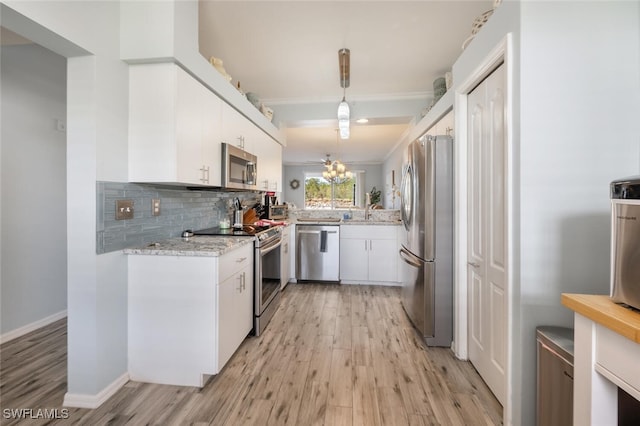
[282,163,384,209]
[1,43,67,334]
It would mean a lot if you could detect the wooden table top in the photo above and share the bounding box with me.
[562,293,640,344]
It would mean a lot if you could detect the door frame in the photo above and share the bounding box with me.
[453,33,514,423]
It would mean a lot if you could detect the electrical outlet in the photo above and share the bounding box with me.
[116,200,134,220]
[152,198,161,216]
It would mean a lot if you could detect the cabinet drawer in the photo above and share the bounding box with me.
[340,225,398,240]
[219,243,253,283]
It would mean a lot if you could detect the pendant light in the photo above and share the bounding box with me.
[338,48,350,139]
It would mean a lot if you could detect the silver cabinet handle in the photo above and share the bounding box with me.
[237,273,243,292]
[467,262,480,268]
[241,272,246,291]
[236,257,247,263]
[364,240,368,251]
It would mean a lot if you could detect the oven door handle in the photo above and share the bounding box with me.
[259,239,282,254]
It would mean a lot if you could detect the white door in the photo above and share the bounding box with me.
[467,63,507,405]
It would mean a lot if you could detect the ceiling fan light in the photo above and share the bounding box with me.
[322,171,330,179]
[337,162,346,173]
[330,169,337,177]
[346,170,352,178]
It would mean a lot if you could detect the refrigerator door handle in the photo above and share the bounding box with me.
[399,247,422,268]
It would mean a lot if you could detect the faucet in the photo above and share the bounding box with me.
[365,192,371,220]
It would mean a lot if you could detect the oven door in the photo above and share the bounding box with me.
[255,238,281,316]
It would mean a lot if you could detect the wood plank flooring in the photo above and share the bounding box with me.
[0,283,502,425]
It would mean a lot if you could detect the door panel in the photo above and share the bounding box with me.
[467,63,507,405]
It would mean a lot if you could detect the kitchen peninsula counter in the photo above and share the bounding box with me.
[561,294,640,343]
[124,235,253,257]
[562,293,640,425]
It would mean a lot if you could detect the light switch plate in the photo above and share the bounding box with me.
[116,200,134,220]
[152,199,161,216]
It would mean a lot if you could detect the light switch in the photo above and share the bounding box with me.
[116,200,134,220]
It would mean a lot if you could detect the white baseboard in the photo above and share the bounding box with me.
[0,310,67,344]
[339,281,402,287]
[63,372,129,409]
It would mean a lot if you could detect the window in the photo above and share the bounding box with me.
[304,172,361,209]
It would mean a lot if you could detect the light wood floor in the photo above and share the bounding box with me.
[0,283,502,425]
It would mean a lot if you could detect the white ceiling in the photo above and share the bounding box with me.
[199,0,494,165]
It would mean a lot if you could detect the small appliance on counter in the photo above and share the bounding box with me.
[233,197,243,230]
[262,192,288,220]
[610,176,640,310]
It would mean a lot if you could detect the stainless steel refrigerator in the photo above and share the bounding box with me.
[399,134,453,347]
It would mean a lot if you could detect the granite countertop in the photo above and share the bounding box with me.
[123,235,254,257]
[293,219,402,226]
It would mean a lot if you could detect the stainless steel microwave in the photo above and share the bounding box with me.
[222,143,257,190]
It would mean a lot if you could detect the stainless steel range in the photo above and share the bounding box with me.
[253,226,282,336]
[193,224,282,336]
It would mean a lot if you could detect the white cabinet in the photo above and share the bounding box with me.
[280,225,291,289]
[426,110,454,138]
[221,101,282,192]
[340,225,400,284]
[254,133,283,192]
[221,102,256,153]
[217,245,253,371]
[127,243,253,387]
[129,63,222,186]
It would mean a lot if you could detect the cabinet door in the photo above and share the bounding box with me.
[254,132,282,192]
[339,238,368,281]
[202,89,222,186]
[368,238,398,282]
[217,271,240,371]
[176,68,205,185]
[280,227,291,289]
[221,103,251,152]
[237,264,254,338]
[129,64,179,182]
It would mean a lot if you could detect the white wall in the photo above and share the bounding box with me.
[517,2,640,424]
[0,43,67,335]
[453,1,640,425]
[2,0,130,400]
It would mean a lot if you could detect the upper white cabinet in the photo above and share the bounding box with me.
[221,102,253,153]
[426,110,454,138]
[254,133,283,192]
[129,63,222,186]
[339,225,400,284]
[129,62,283,189]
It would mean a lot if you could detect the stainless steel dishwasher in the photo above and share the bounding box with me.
[296,224,340,282]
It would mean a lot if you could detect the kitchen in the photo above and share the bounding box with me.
[1,1,640,426]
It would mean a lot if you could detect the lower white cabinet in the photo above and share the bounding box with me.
[217,258,253,371]
[127,243,253,387]
[280,225,291,289]
[339,225,400,284]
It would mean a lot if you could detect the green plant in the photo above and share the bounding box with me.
[369,186,381,205]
